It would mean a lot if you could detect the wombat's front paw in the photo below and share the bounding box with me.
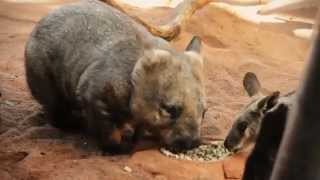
[121,123,135,142]
[101,127,135,155]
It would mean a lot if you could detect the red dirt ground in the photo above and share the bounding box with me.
[0,0,314,179]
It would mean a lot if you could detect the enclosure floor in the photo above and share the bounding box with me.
[0,0,313,179]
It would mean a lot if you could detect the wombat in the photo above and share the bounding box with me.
[224,72,294,152]
[25,0,206,154]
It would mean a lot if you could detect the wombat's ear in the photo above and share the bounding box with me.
[257,91,280,113]
[131,49,170,85]
[139,49,170,71]
[185,36,201,53]
[243,72,261,97]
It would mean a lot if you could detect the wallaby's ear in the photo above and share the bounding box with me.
[185,36,201,53]
[243,72,261,97]
[257,91,280,112]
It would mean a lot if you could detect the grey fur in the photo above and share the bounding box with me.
[25,0,205,153]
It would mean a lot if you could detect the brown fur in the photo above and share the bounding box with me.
[131,49,206,152]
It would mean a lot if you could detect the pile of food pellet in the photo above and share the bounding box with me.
[160,141,231,162]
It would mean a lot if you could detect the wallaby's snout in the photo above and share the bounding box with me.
[224,130,242,152]
[224,137,234,152]
[224,119,250,152]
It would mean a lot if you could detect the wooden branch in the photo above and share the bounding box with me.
[101,0,268,41]
[258,0,319,15]
[215,0,269,6]
[102,0,212,41]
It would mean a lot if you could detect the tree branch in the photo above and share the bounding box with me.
[101,0,268,41]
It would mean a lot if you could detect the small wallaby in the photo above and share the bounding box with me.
[242,103,289,180]
[224,72,294,152]
[25,0,206,154]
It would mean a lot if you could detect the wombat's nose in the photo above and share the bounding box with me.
[171,137,200,152]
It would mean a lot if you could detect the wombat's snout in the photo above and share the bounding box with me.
[169,136,200,153]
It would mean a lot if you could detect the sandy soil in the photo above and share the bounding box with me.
[0,0,314,179]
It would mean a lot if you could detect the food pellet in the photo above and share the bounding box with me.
[160,141,231,162]
[123,166,132,173]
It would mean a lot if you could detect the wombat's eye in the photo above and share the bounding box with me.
[238,121,248,132]
[161,104,183,120]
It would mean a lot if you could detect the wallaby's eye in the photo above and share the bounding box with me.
[161,103,183,120]
[238,121,248,132]
[250,111,260,117]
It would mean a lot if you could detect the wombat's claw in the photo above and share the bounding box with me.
[121,129,135,143]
